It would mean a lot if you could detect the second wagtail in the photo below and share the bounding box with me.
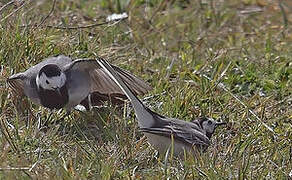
[96,57,226,156]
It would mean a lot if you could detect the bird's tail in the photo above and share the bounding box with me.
[96,57,155,128]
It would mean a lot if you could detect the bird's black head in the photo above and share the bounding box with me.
[38,64,61,77]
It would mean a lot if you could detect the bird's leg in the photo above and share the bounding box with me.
[88,94,93,111]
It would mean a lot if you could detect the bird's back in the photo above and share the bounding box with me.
[150,116,209,142]
[22,55,72,78]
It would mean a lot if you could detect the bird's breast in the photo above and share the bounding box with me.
[38,85,69,109]
[65,70,91,109]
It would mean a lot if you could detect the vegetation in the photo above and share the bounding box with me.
[0,0,291,179]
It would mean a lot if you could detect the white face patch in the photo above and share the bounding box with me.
[36,72,66,90]
[201,118,217,134]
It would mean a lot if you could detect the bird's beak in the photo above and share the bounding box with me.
[215,122,226,126]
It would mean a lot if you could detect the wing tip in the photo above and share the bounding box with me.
[7,73,25,81]
[6,73,26,95]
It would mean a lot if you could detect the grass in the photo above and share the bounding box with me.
[0,0,291,179]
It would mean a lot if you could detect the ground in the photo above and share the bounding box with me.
[0,0,291,179]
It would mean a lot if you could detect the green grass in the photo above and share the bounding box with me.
[0,0,291,179]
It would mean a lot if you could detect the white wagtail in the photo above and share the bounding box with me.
[7,55,151,111]
[96,57,226,156]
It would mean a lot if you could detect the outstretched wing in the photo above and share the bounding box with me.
[91,63,151,95]
[64,58,151,105]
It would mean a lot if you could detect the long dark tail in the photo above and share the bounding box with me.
[96,57,155,128]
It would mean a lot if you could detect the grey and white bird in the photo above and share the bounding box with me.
[96,57,226,156]
[7,55,151,111]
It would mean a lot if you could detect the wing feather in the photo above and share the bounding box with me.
[7,73,26,96]
[140,121,210,147]
[65,58,151,97]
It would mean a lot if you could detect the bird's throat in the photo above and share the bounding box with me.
[38,85,69,109]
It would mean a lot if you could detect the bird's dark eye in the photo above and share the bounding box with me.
[207,120,212,125]
[46,80,49,84]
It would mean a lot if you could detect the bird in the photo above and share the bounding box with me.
[7,55,151,111]
[96,57,226,156]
